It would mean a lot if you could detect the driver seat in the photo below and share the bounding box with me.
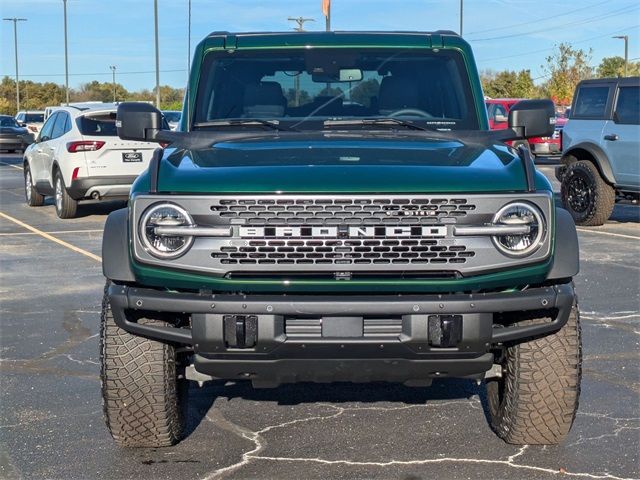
[378,75,422,116]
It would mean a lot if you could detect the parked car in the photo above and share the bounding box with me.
[486,98,564,157]
[100,30,581,448]
[23,106,159,218]
[558,77,640,226]
[162,110,181,130]
[0,115,34,153]
[15,110,45,134]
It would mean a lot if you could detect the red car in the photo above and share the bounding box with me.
[486,98,566,157]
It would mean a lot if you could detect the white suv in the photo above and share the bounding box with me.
[23,106,159,218]
[558,77,640,226]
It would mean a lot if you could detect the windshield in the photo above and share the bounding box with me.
[194,48,478,131]
[0,116,20,127]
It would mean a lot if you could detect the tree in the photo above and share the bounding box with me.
[481,69,538,99]
[541,43,593,105]
[596,56,640,78]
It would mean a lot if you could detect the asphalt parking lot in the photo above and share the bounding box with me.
[1,152,638,480]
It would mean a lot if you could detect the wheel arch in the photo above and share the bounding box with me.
[561,142,615,185]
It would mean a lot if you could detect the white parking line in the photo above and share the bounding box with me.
[576,228,640,241]
[0,161,23,171]
[0,211,101,262]
[0,229,103,237]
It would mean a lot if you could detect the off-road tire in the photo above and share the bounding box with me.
[100,282,187,447]
[486,301,582,445]
[54,170,78,219]
[561,160,615,226]
[24,164,44,207]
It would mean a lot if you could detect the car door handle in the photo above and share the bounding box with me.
[604,134,619,141]
[36,148,44,153]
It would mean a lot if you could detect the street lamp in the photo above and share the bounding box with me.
[109,66,117,102]
[63,0,69,104]
[287,17,314,107]
[612,35,629,77]
[3,17,27,113]
[154,0,161,108]
[459,0,464,36]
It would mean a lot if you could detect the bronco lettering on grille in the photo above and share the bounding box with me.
[238,226,448,238]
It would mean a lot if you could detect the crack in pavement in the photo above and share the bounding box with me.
[568,412,640,447]
[200,401,634,480]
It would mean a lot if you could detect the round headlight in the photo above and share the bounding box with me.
[140,203,194,259]
[492,202,545,257]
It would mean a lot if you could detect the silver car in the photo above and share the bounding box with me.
[558,77,639,226]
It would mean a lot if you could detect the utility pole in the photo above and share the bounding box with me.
[63,0,69,104]
[154,0,161,108]
[613,35,629,77]
[287,17,314,107]
[3,17,27,113]
[459,0,464,36]
[109,66,117,102]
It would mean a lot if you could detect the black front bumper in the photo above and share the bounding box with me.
[108,283,575,385]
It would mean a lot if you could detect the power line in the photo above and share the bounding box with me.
[472,4,638,42]
[6,69,187,78]
[476,24,639,64]
[466,0,610,37]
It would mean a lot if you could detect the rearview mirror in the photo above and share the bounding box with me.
[508,99,555,139]
[312,68,363,83]
[116,102,165,142]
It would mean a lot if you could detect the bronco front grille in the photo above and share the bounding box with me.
[212,197,477,226]
[214,238,475,266]
[132,193,554,277]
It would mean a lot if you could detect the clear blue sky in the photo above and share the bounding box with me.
[1,0,639,91]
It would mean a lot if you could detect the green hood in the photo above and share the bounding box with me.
[136,133,551,195]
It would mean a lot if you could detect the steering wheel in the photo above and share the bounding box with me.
[388,108,433,119]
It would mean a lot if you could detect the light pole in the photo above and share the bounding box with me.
[459,0,464,36]
[154,0,161,108]
[63,0,69,104]
[109,66,117,102]
[3,17,27,113]
[287,17,314,106]
[613,35,629,77]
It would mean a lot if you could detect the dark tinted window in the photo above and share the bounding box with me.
[51,112,68,139]
[615,86,640,125]
[25,113,45,123]
[163,111,181,122]
[40,113,58,140]
[195,48,479,130]
[573,86,610,118]
[78,112,118,136]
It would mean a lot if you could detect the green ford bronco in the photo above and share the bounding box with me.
[100,31,581,447]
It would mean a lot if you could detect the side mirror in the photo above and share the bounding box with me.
[116,102,165,142]
[508,99,555,139]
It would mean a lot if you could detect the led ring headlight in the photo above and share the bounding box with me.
[491,202,545,257]
[140,203,195,259]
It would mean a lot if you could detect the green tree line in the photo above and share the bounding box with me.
[0,77,184,116]
[2,43,638,116]
[481,44,640,106]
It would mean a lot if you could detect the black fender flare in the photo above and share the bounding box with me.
[102,207,136,282]
[547,207,580,281]
[562,142,615,185]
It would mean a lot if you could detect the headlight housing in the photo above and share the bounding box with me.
[492,202,545,257]
[140,203,194,259]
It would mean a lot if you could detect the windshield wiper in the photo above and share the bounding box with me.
[193,119,294,131]
[324,118,430,131]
